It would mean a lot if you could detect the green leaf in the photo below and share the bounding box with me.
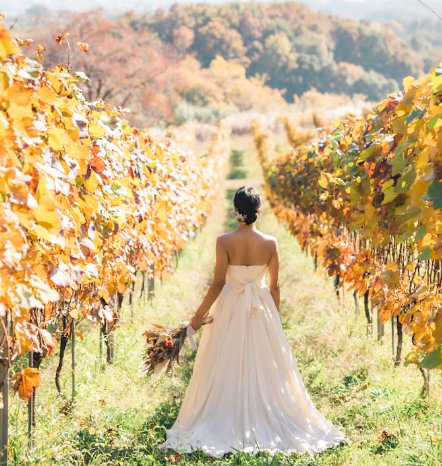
[415,225,425,239]
[334,177,346,186]
[406,106,426,125]
[422,180,442,208]
[348,142,361,155]
[404,351,419,367]
[396,206,420,227]
[431,74,442,93]
[381,186,397,205]
[391,151,407,177]
[0,70,11,90]
[418,247,431,261]
[359,144,377,161]
[427,115,442,131]
[73,71,90,82]
[392,115,407,135]
[419,347,442,369]
[395,168,416,194]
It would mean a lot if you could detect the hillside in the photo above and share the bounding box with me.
[135,2,426,101]
[15,2,439,125]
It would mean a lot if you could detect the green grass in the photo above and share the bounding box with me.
[227,149,247,180]
[8,134,442,466]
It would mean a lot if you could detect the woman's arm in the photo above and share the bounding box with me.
[190,235,228,330]
[268,238,280,311]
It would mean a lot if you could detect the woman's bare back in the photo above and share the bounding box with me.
[190,186,280,330]
[221,228,277,266]
[217,226,280,303]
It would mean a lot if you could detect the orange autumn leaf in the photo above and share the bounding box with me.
[39,328,57,356]
[10,368,41,402]
[76,42,89,52]
[151,323,168,330]
[55,32,69,45]
[88,155,106,173]
[16,38,34,47]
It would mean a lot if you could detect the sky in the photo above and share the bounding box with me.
[0,0,440,21]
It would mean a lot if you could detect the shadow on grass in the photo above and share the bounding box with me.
[66,400,182,465]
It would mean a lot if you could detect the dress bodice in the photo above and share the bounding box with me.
[225,264,268,317]
[225,264,267,288]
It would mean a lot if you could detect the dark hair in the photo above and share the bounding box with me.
[233,186,262,225]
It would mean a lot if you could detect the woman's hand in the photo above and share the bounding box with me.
[189,315,203,331]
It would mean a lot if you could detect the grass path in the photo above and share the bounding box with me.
[9,134,442,466]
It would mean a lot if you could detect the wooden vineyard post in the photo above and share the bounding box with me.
[98,296,119,366]
[148,263,155,301]
[173,250,181,270]
[419,367,430,399]
[108,322,115,366]
[376,307,384,342]
[364,290,373,336]
[427,369,430,398]
[394,315,403,366]
[98,324,105,372]
[0,314,9,466]
[129,281,135,323]
[106,324,114,366]
[391,315,395,362]
[71,319,76,403]
[104,293,122,365]
[342,282,345,307]
[140,271,147,306]
[353,290,359,315]
[425,369,430,399]
[101,320,113,365]
[334,275,340,301]
[313,253,318,271]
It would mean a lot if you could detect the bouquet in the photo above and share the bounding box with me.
[139,315,213,381]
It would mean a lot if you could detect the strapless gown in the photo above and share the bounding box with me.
[157,264,350,458]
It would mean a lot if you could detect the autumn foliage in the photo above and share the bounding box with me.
[0,21,230,401]
[253,64,442,372]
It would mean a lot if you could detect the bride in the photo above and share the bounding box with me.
[157,186,350,458]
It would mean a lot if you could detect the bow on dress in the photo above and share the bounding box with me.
[234,280,267,317]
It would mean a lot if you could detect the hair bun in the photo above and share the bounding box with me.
[233,186,261,225]
[243,210,258,225]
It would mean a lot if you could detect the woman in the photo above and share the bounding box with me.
[157,186,349,458]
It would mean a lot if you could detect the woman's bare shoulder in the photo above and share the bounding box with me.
[257,231,278,244]
[216,232,235,247]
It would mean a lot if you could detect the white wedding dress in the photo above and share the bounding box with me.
[157,264,350,458]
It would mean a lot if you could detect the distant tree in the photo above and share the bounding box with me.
[351,70,398,100]
[332,61,366,94]
[175,55,286,118]
[333,20,423,84]
[173,25,194,52]
[194,18,247,67]
[26,10,180,125]
[248,32,297,96]
[25,4,51,17]
[239,9,265,45]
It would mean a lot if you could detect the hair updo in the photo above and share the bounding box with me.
[233,186,262,225]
